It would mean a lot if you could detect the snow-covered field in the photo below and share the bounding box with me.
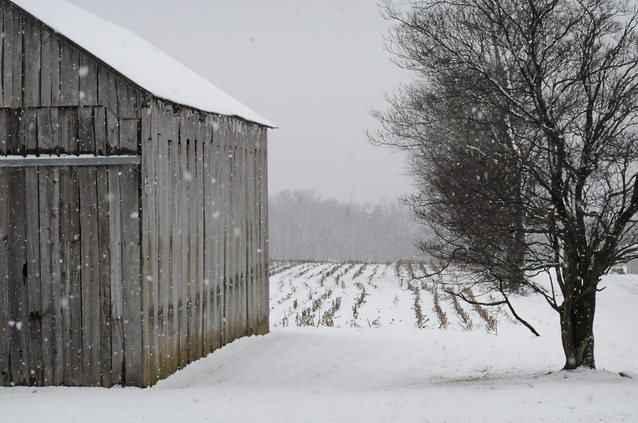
[2,260,637,422]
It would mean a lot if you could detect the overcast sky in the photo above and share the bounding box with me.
[69,0,413,204]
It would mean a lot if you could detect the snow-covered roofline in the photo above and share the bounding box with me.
[11,0,274,127]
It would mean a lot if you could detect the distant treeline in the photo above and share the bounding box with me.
[268,190,425,262]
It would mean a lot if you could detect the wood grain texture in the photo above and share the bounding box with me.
[0,1,270,386]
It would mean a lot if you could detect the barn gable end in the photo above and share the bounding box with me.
[0,0,269,387]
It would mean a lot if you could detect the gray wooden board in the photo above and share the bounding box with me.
[0,111,7,384]
[60,42,79,106]
[139,109,150,385]
[187,122,196,362]
[38,166,59,385]
[8,167,29,385]
[120,163,141,387]
[57,165,71,385]
[94,107,107,155]
[156,108,168,379]
[26,170,43,386]
[78,107,96,154]
[168,114,180,372]
[12,8,23,107]
[213,123,223,349]
[158,110,172,377]
[78,166,100,386]
[0,168,9,385]
[23,17,42,107]
[0,110,7,155]
[0,1,3,105]
[2,4,14,107]
[195,124,204,359]
[149,108,160,383]
[120,119,138,154]
[140,107,155,386]
[23,109,37,154]
[107,164,124,385]
[222,124,230,344]
[261,129,269,329]
[205,121,214,350]
[67,167,83,385]
[79,54,98,106]
[96,166,112,387]
[179,123,189,367]
[106,109,119,155]
[40,27,53,107]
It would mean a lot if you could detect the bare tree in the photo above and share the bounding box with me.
[372,0,638,369]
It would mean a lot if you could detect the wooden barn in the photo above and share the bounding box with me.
[0,0,272,387]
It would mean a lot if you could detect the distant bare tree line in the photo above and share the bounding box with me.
[269,190,423,262]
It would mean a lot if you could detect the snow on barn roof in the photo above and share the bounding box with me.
[11,0,274,127]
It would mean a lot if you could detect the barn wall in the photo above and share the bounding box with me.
[0,1,145,125]
[0,0,270,388]
[0,107,142,387]
[139,101,269,386]
[0,1,146,387]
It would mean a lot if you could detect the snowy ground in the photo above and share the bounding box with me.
[2,261,637,422]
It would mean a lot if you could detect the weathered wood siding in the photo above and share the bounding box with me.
[139,101,269,386]
[0,0,144,121]
[0,108,142,386]
[0,0,270,388]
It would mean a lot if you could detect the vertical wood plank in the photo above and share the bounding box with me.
[79,54,98,105]
[196,123,205,357]
[118,82,135,118]
[60,42,79,106]
[94,107,107,155]
[120,119,139,154]
[239,125,248,335]
[120,161,142,386]
[11,8,23,108]
[50,32,61,106]
[140,107,154,386]
[57,163,71,385]
[96,165,112,387]
[78,166,100,386]
[168,113,180,371]
[2,4,14,108]
[158,110,172,377]
[107,162,123,385]
[8,166,29,385]
[221,121,230,343]
[40,27,53,107]
[186,123,196,362]
[0,111,6,156]
[23,18,41,107]
[202,120,213,354]
[38,166,61,385]
[212,118,223,350]
[106,109,119,155]
[37,109,61,382]
[260,128,269,332]
[69,167,83,384]
[247,131,256,334]
[105,110,123,384]
[0,121,8,383]
[178,119,189,368]
[25,175,43,386]
[0,169,8,385]
[78,107,95,154]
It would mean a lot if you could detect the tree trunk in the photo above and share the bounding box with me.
[559,289,596,370]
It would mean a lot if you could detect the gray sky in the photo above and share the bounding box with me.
[70,0,413,204]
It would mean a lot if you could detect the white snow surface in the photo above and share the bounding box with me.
[2,262,637,422]
[11,0,273,127]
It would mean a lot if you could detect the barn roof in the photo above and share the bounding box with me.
[11,0,274,127]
